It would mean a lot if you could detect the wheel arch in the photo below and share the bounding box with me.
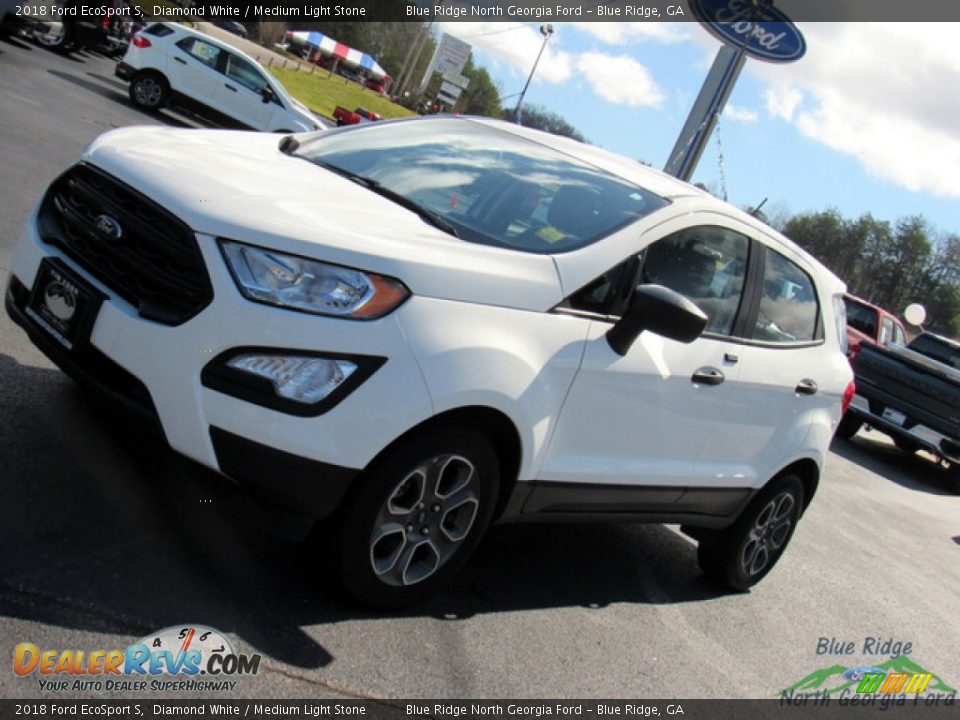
[361,405,523,522]
[770,457,820,514]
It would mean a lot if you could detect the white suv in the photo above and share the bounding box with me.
[5,117,854,607]
[116,23,320,133]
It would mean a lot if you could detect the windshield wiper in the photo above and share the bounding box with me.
[307,159,460,238]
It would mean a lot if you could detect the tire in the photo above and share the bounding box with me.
[336,425,500,608]
[129,72,168,110]
[34,25,71,52]
[835,414,863,441]
[697,474,805,592]
[947,465,960,496]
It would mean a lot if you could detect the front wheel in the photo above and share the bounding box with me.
[129,72,168,110]
[336,426,500,608]
[697,475,804,591]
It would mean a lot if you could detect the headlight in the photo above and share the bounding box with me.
[220,240,409,319]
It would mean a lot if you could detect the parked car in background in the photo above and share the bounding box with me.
[210,20,246,39]
[0,0,26,37]
[332,106,381,126]
[365,78,386,95]
[840,332,960,492]
[5,117,853,607]
[115,22,321,132]
[843,293,907,360]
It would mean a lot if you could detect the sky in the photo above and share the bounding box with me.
[434,20,960,240]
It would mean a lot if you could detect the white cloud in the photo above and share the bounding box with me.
[437,22,573,84]
[747,23,960,199]
[438,23,665,110]
[575,52,665,108]
[724,104,758,123]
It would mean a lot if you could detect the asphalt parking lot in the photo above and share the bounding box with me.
[1,34,959,701]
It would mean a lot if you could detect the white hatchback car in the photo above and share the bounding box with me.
[5,117,854,607]
[116,22,320,133]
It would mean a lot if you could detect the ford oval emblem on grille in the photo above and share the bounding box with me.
[94,214,123,242]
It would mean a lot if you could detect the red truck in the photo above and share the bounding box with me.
[843,294,908,360]
[332,106,382,126]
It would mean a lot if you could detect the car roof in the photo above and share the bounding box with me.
[464,116,845,290]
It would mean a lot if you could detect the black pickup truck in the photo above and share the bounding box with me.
[838,332,960,493]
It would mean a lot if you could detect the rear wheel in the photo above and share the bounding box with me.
[697,475,804,591]
[835,414,863,440]
[336,426,499,608]
[947,465,960,496]
[129,72,168,110]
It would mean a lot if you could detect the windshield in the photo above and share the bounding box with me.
[294,118,669,253]
[910,334,960,369]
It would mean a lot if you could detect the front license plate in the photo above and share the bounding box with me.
[25,259,104,351]
[882,407,907,426]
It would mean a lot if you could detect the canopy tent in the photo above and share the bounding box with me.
[289,31,388,81]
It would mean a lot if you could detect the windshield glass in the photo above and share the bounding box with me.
[910,335,960,369]
[294,118,669,253]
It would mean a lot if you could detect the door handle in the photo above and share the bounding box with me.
[795,379,818,395]
[174,57,187,64]
[692,367,725,386]
[224,83,237,92]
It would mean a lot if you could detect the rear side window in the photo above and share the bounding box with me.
[640,226,749,336]
[755,250,820,343]
[176,37,222,68]
[844,296,877,338]
[144,24,174,37]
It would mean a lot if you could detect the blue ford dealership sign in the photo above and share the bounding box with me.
[692,0,806,63]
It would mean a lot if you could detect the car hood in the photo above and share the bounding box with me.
[80,127,562,311]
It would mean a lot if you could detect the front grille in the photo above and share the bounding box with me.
[38,164,213,325]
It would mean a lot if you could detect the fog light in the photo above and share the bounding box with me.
[226,354,357,405]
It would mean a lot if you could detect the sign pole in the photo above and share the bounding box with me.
[663,44,746,181]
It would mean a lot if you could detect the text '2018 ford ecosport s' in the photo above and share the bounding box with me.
[5,117,854,607]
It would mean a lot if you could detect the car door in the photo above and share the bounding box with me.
[716,243,834,486]
[211,53,277,130]
[537,222,752,498]
[170,36,225,106]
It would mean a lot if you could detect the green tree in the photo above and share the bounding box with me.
[500,104,587,143]
[458,56,501,117]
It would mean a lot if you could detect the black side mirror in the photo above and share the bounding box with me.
[261,86,275,104]
[606,284,708,356]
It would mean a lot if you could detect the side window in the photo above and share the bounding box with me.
[176,37,223,69]
[755,250,820,343]
[844,297,878,338]
[225,54,269,94]
[892,323,906,346]
[640,226,749,336]
[880,317,893,345]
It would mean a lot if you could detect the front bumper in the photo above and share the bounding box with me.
[7,205,435,517]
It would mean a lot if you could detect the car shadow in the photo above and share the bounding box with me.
[0,350,728,672]
[46,68,218,129]
[830,431,955,496]
[1,34,33,51]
